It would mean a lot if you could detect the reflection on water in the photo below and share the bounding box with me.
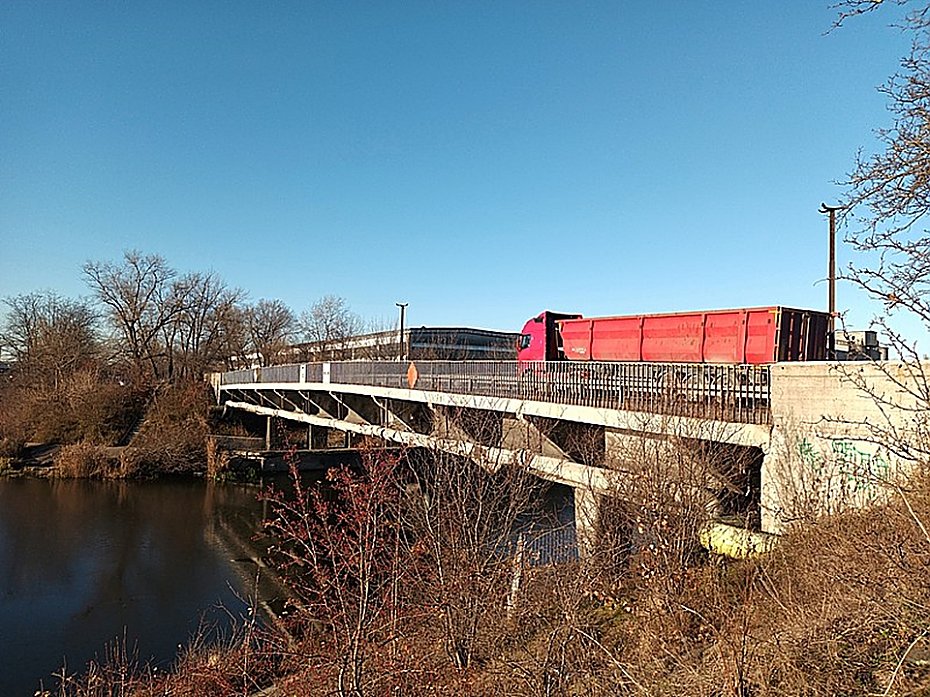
[0,477,274,697]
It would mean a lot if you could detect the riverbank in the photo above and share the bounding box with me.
[0,380,222,477]
[0,442,369,484]
[0,380,355,482]
[0,443,59,477]
[0,440,206,480]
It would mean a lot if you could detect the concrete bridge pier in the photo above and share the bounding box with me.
[573,487,602,557]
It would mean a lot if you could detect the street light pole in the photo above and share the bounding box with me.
[819,203,842,359]
[395,302,408,361]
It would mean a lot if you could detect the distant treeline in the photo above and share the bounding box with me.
[0,250,367,462]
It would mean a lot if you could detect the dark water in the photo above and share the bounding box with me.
[0,477,274,696]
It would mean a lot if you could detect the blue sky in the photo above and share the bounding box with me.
[0,2,918,339]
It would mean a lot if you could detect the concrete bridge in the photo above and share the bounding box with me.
[211,359,921,550]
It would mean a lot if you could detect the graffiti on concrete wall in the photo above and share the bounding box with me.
[798,437,891,494]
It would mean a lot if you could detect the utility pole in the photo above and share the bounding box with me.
[395,302,408,361]
[819,203,842,359]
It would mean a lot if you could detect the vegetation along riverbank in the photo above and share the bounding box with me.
[0,251,364,481]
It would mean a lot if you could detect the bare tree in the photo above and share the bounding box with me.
[245,299,296,366]
[164,272,244,380]
[84,252,251,381]
[0,291,99,391]
[300,295,362,361]
[823,2,930,471]
[831,0,915,28]
[791,10,930,694]
[214,303,251,369]
[836,3,930,356]
[83,251,180,383]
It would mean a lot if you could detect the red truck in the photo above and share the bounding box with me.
[517,307,829,365]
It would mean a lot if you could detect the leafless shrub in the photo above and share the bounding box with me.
[126,383,212,475]
[743,484,930,695]
[586,469,930,696]
[42,634,149,697]
[477,563,631,697]
[400,446,542,672]
[0,368,145,450]
[55,442,119,479]
[149,618,282,697]
[595,428,725,596]
[42,614,283,697]
[205,437,231,480]
[64,370,146,445]
[262,446,407,696]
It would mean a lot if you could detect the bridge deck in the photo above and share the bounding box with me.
[217,360,771,425]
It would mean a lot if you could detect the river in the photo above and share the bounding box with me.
[0,476,280,696]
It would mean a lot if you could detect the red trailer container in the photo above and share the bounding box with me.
[558,307,829,365]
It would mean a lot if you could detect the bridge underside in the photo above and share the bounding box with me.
[217,377,771,535]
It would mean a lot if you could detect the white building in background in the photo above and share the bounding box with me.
[227,326,521,369]
[835,330,889,361]
[298,326,520,362]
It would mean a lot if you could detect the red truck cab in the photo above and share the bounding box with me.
[517,311,582,362]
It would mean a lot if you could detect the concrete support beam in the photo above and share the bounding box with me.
[384,399,434,434]
[501,417,571,460]
[434,406,503,448]
[336,392,386,427]
[225,400,755,558]
[306,392,344,420]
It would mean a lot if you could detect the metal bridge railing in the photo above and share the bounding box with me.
[218,360,772,425]
[219,368,255,386]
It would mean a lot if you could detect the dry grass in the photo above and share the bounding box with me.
[205,436,231,480]
[55,442,119,479]
[1,371,214,478]
[0,371,146,451]
[118,383,213,477]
